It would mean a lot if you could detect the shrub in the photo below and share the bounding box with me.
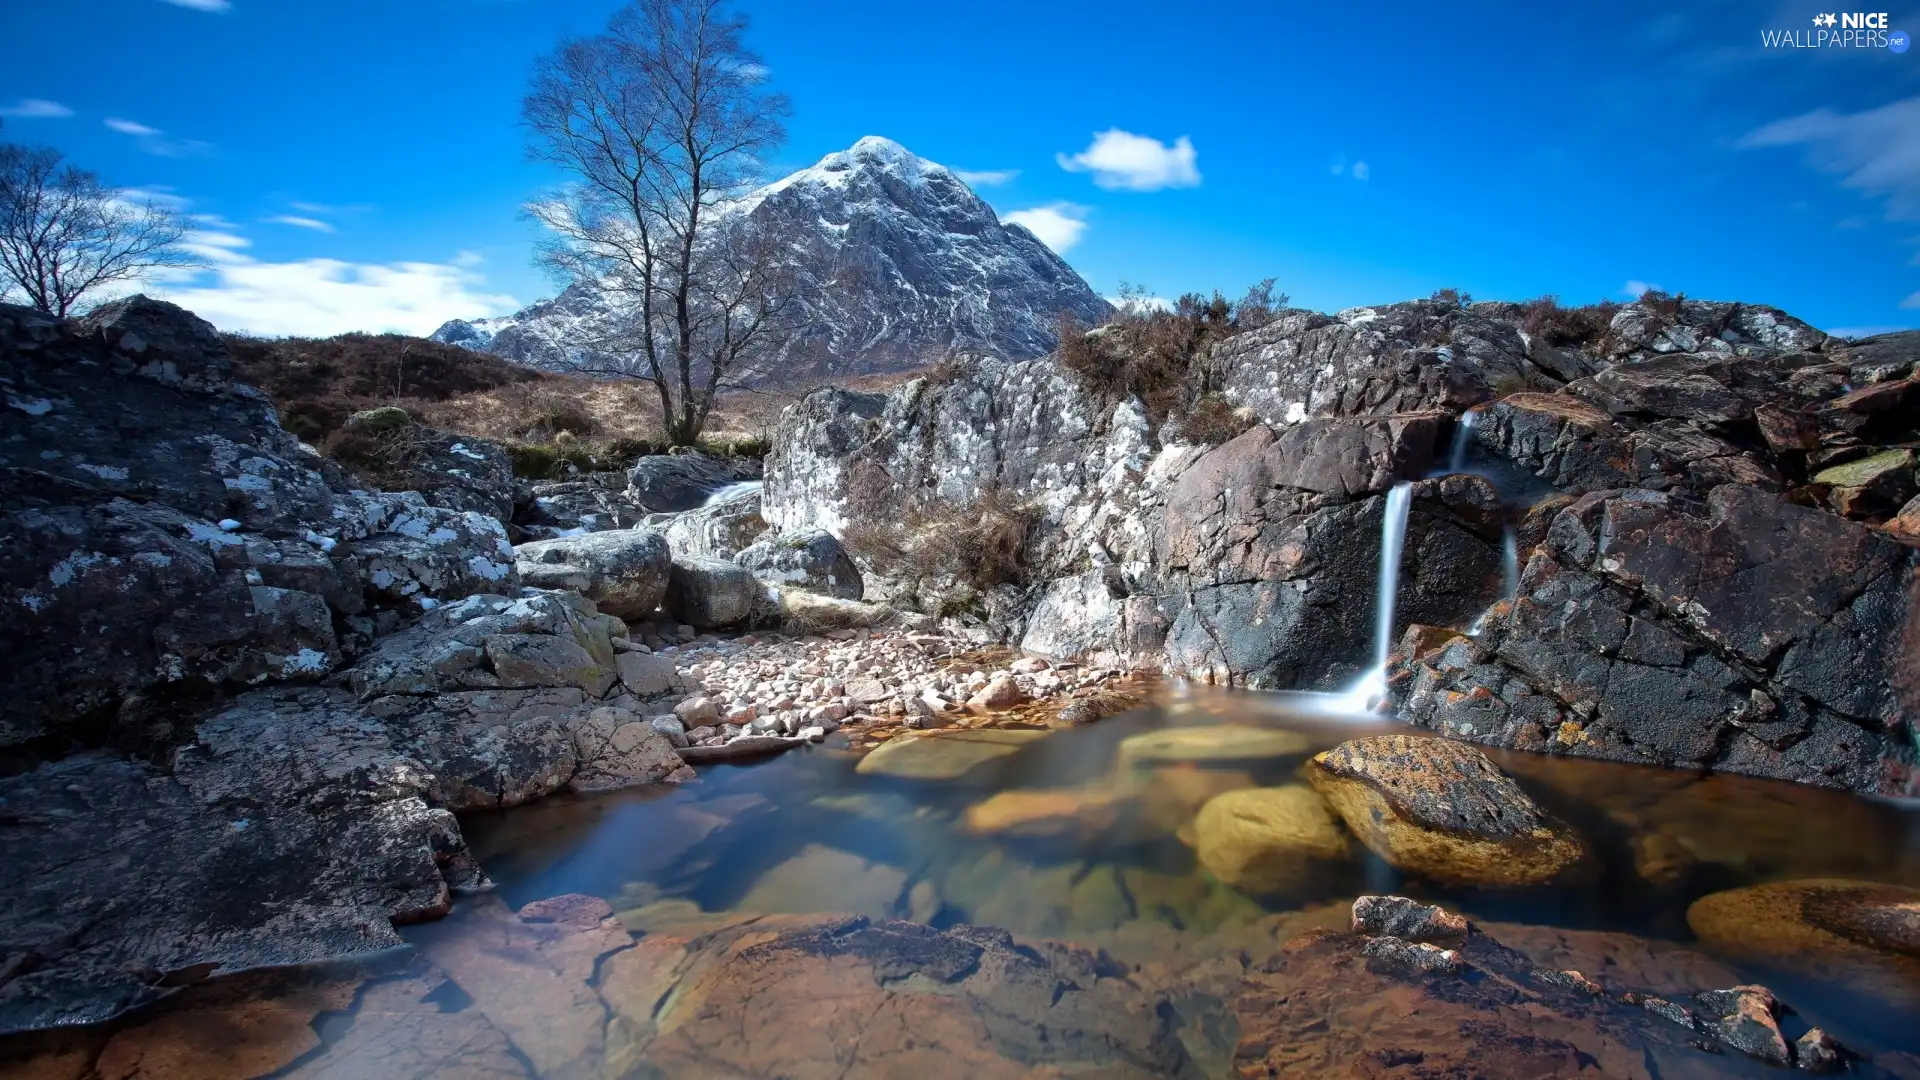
[841,485,1037,594]
[1168,393,1257,445]
[697,433,773,459]
[1637,288,1686,321]
[1056,279,1290,429]
[321,421,441,491]
[1430,287,1473,310]
[1515,295,1621,349]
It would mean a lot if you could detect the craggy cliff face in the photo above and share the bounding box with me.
[766,298,1919,795]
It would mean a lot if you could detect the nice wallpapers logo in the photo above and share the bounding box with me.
[1761,11,1908,49]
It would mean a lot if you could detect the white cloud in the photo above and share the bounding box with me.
[1903,291,1920,310]
[953,168,1020,187]
[1739,96,1920,220]
[452,250,485,268]
[1056,129,1200,192]
[289,201,334,214]
[1002,202,1089,253]
[265,215,337,233]
[1622,279,1662,298]
[1351,160,1371,181]
[0,99,73,119]
[156,258,518,337]
[160,0,231,10]
[104,117,211,157]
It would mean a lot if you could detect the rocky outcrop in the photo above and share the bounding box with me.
[664,555,760,629]
[763,295,1916,792]
[0,297,520,756]
[0,588,693,1034]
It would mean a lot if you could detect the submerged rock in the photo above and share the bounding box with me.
[1116,725,1317,767]
[1189,785,1350,894]
[853,728,1047,780]
[1687,879,1920,992]
[1307,734,1594,887]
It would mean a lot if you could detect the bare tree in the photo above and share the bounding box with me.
[522,0,796,446]
[0,142,196,318]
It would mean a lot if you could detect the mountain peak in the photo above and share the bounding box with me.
[434,135,1111,380]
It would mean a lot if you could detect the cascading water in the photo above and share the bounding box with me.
[1335,480,1415,712]
[703,480,765,508]
[1446,409,1479,473]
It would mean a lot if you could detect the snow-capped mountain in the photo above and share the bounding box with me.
[432,136,1112,380]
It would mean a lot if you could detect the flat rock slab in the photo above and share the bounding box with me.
[1117,725,1318,767]
[0,751,464,1035]
[853,728,1048,780]
[676,734,808,763]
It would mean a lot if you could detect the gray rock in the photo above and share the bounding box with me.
[0,299,520,754]
[615,650,681,696]
[626,452,761,513]
[737,527,864,600]
[514,529,672,620]
[516,473,653,541]
[665,555,760,629]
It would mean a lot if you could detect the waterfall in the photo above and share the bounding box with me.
[1446,410,1479,472]
[1469,528,1520,635]
[702,480,764,508]
[1336,481,1415,712]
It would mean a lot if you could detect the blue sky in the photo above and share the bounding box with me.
[1,0,1915,337]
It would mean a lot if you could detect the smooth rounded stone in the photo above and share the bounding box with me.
[736,528,864,600]
[1190,786,1351,894]
[514,530,672,620]
[1306,734,1595,888]
[853,728,1048,780]
[664,555,759,629]
[1116,725,1317,767]
[1687,879,1920,988]
[647,715,688,748]
[967,673,1028,711]
[673,696,720,727]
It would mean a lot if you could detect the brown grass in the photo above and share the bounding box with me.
[842,485,1038,595]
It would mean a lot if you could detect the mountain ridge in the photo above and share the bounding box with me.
[433,136,1113,381]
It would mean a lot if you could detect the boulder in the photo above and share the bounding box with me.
[1814,448,1915,519]
[614,650,680,697]
[664,555,760,629]
[853,728,1047,780]
[661,484,768,557]
[1307,735,1594,887]
[625,452,760,513]
[514,529,671,620]
[1190,785,1350,893]
[736,528,864,600]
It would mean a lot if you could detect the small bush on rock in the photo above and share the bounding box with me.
[322,421,441,491]
[1516,295,1619,349]
[842,485,1038,598]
